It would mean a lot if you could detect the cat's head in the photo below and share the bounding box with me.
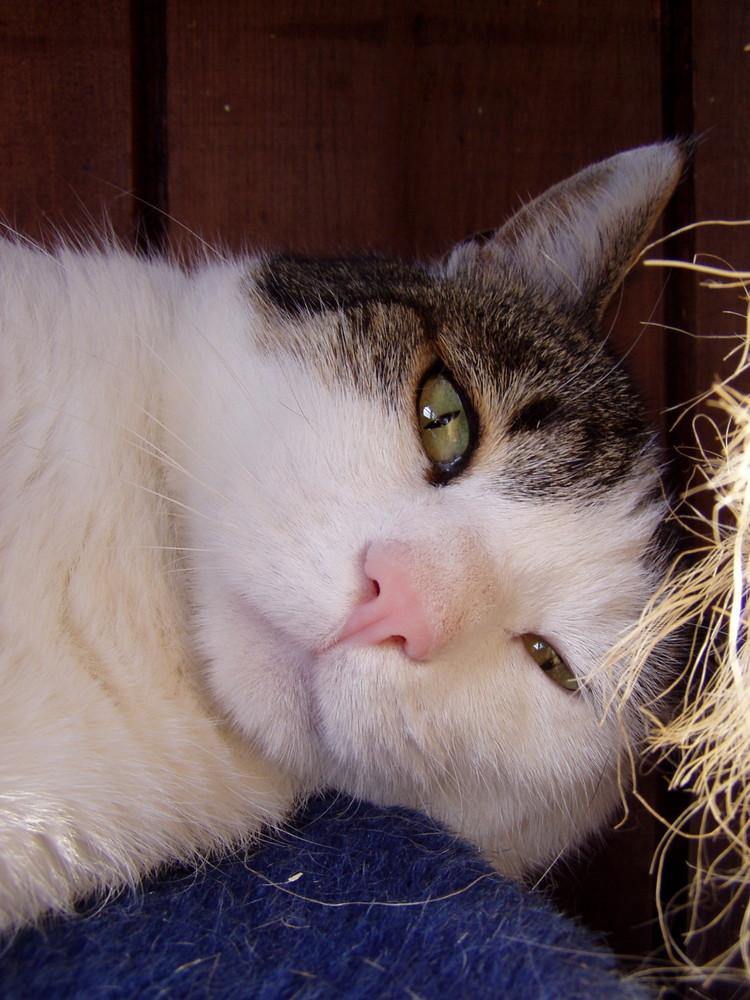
[169,143,684,876]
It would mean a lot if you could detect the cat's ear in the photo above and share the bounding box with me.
[444,141,687,319]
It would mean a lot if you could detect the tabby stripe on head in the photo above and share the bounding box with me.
[258,255,436,318]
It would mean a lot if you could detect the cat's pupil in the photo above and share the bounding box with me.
[521,633,579,693]
[422,408,461,430]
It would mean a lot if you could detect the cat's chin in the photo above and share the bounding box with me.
[250,634,625,878]
[307,664,624,880]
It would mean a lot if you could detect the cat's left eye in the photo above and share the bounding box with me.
[522,633,579,692]
[417,370,473,483]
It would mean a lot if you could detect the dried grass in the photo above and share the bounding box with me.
[606,225,750,985]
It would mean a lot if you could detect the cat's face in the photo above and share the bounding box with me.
[166,144,683,875]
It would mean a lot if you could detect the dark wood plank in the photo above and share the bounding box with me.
[691,1,750,384]
[167,1,665,253]
[0,0,133,242]
[131,0,169,252]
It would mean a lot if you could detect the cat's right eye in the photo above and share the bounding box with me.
[417,369,474,484]
[522,633,579,692]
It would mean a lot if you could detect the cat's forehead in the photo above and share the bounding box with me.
[254,252,553,378]
[255,253,604,398]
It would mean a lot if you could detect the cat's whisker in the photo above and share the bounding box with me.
[110,403,296,543]
[551,329,611,398]
[81,174,231,265]
[112,544,217,555]
[572,280,670,405]
[275,370,320,436]
[0,220,59,260]
[124,324,305,487]
[538,250,584,299]
[122,424,249,507]
[530,844,570,890]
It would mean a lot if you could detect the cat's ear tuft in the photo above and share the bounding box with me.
[444,142,687,319]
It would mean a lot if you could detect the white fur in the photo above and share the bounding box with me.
[0,245,295,930]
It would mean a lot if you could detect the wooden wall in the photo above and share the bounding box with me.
[0,0,747,980]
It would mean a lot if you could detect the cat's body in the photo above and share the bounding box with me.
[0,143,683,932]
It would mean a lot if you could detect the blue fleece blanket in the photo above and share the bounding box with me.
[1,794,651,999]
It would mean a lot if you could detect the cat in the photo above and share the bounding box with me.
[0,142,684,933]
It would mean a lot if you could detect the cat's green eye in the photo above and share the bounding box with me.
[522,633,579,693]
[417,372,472,481]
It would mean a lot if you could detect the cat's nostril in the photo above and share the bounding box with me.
[336,543,435,660]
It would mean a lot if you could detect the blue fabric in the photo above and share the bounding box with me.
[1,794,651,999]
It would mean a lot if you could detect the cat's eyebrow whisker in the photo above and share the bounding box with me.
[113,389,286,527]
[596,278,626,357]
[120,427,288,548]
[109,477,218,525]
[553,336,610,397]
[136,416,265,491]
[70,321,281,488]
[164,562,225,580]
[554,270,669,402]
[276,369,319,435]
[4,399,229,528]
[135,319,305,479]
[5,306,296,495]
[578,335,648,400]
[109,545,218,556]
[55,456,266,554]
[570,274,669,401]
[122,424,245,506]
[114,392,296,526]
[568,321,649,403]
[551,304,619,397]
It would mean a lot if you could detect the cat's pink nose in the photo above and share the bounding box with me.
[337,543,435,660]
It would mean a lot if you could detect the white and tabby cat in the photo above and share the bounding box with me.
[0,143,683,932]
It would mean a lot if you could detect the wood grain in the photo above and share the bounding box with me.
[0,0,133,241]
[692,2,750,385]
[166,0,665,251]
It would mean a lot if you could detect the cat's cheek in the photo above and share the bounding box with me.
[196,599,325,781]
